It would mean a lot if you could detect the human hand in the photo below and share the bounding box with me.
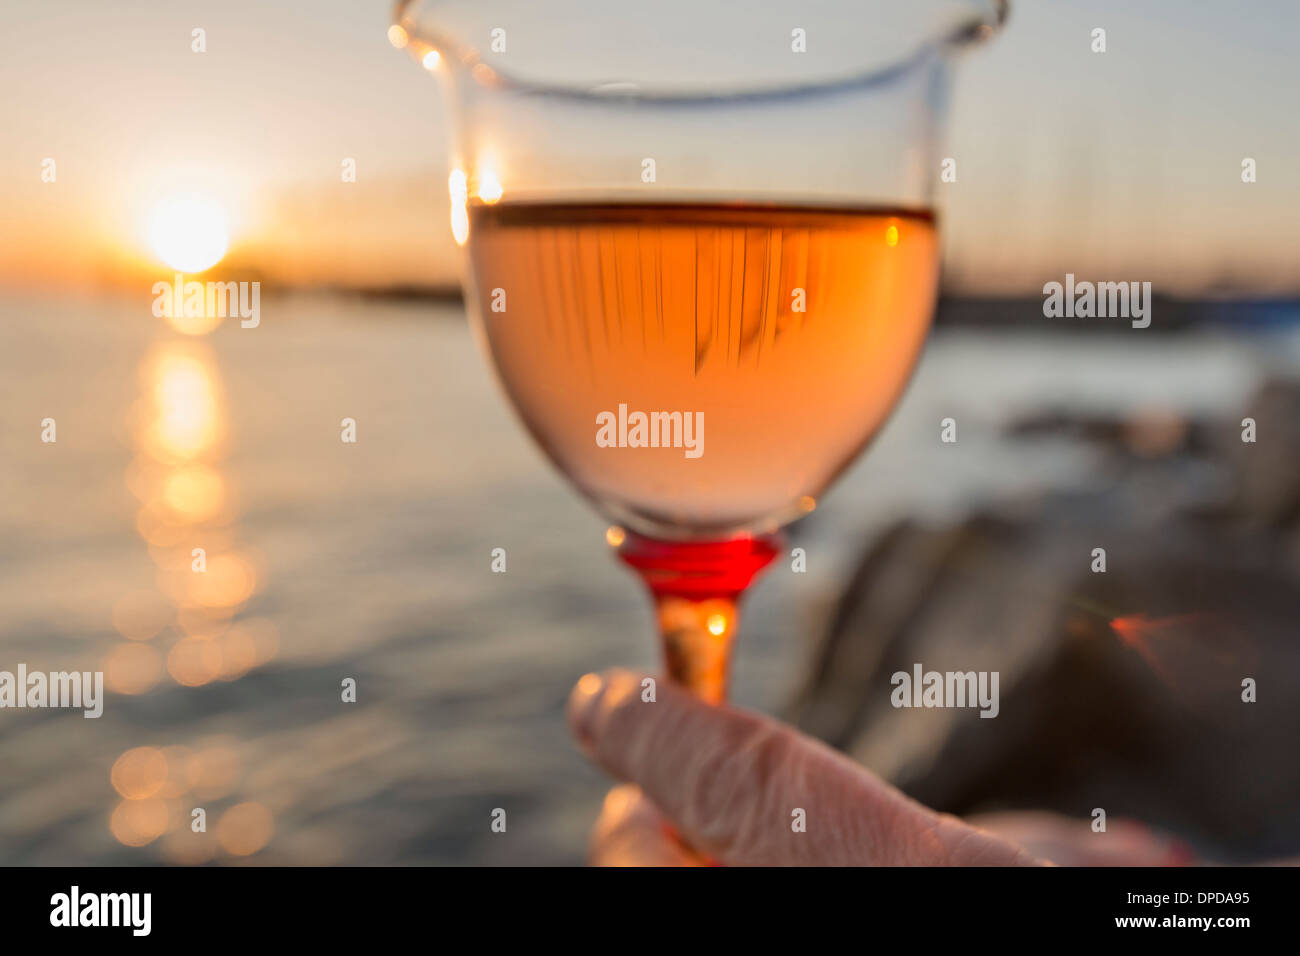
[568,669,1194,867]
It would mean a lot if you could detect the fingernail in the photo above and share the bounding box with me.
[568,672,605,748]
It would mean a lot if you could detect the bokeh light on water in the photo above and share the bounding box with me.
[101,328,279,856]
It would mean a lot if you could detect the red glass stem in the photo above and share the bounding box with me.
[612,530,782,703]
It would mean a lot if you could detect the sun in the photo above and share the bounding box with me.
[149,197,229,273]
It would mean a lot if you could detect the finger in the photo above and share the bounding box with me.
[969,812,1197,867]
[568,669,1040,866]
[589,784,708,867]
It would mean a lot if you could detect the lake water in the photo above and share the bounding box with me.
[0,289,1291,864]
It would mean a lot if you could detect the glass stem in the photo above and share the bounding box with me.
[612,530,781,704]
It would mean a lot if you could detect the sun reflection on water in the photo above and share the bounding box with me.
[107,329,278,857]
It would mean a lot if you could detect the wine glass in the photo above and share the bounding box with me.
[392,0,1006,704]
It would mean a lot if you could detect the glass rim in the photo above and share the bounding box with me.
[392,0,1008,105]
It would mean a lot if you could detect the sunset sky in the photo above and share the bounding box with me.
[2,0,1297,295]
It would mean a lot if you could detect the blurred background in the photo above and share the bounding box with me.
[1,0,1297,864]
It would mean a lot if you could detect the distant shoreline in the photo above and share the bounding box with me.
[347,285,465,305]
[342,286,1300,330]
